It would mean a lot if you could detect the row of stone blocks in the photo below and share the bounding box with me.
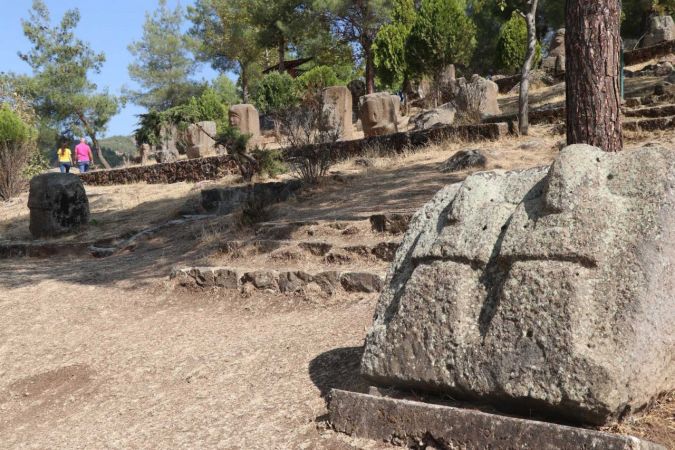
[219,240,400,262]
[171,267,384,294]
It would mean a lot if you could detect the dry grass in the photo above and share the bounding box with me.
[603,391,675,448]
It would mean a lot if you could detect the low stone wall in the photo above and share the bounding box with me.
[624,39,675,66]
[79,155,239,186]
[79,123,507,187]
[283,123,509,163]
[483,106,566,129]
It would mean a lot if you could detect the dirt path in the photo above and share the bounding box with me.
[0,251,395,449]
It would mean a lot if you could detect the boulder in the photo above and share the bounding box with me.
[411,103,456,131]
[28,173,90,238]
[454,75,501,119]
[229,104,261,142]
[361,144,675,426]
[643,15,675,48]
[360,93,399,137]
[347,79,366,120]
[322,86,354,140]
[185,121,217,159]
[439,149,487,172]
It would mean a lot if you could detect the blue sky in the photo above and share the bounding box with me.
[0,0,221,137]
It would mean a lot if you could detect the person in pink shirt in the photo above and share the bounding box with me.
[75,138,94,173]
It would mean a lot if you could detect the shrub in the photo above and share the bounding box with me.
[495,12,541,75]
[253,148,287,179]
[295,66,340,100]
[252,72,299,115]
[0,105,35,200]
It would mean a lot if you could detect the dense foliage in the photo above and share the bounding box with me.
[251,72,299,115]
[496,12,542,74]
[0,105,36,200]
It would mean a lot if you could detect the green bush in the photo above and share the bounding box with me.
[495,12,542,75]
[252,72,299,115]
[295,66,340,100]
[253,148,287,179]
[0,105,36,200]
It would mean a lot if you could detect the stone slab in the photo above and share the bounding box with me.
[329,390,665,450]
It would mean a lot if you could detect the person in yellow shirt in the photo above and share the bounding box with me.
[57,144,73,174]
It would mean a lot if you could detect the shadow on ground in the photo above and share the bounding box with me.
[309,346,370,401]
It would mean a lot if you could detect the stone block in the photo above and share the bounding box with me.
[28,173,90,238]
[185,121,217,159]
[643,15,675,48]
[322,86,354,140]
[329,390,665,450]
[361,145,675,425]
[229,104,261,140]
[340,272,384,293]
[360,93,399,137]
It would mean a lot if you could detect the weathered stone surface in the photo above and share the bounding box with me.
[454,75,501,118]
[329,390,666,450]
[360,93,399,137]
[411,103,456,131]
[371,242,399,262]
[299,242,333,256]
[542,28,566,74]
[28,173,90,238]
[185,121,217,159]
[439,149,487,173]
[643,15,675,48]
[229,104,261,140]
[323,86,354,140]
[243,270,279,290]
[201,180,302,215]
[314,271,341,295]
[278,271,313,293]
[361,145,675,425]
[171,267,242,289]
[369,213,412,235]
[340,272,384,293]
[625,39,675,65]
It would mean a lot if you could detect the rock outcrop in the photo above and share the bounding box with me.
[185,121,217,159]
[454,75,501,119]
[411,103,456,131]
[361,144,675,426]
[643,15,675,48]
[28,173,90,238]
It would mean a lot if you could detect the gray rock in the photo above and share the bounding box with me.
[243,270,279,290]
[642,15,675,48]
[314,271,342,295]
[370,213,412,235]
[28,173,90,238]
[361,145,675,425]
[341,272,384,293]
[411,103,456,131]
[439,149,487,173]
[278,271,313,293]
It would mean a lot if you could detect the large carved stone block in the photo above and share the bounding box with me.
[185,121,217,159]
[360,92,399,137]
[643,15,675,48]
[322,86,354,140]
[229,104,261,140]
[28,173,90,238]
[361,145,675,426]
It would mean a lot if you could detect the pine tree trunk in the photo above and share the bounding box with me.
[565,0,623,152]
[518,0,538,136]
[278,37,286,72]
[240,63,249,104]
[364,40,375,94]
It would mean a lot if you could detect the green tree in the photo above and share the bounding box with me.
[127,0,199,111]
[188,0,264,103]
[211,75,241,105]
[372,0,416,88]
[295,66,341,99]
[250,0,311,71]
[496,11,541,74]
[315,0,394,94]
[252,72,299,114]
[406,0,476,83]
[19,0,120,169]
[0,105,35,200]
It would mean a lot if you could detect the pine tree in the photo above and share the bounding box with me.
[127,0,199,111]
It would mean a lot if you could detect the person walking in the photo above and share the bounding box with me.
[75,137,94,173]
[57,144,73,173]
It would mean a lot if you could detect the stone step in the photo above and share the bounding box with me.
[328,389,665,450]
[623,115,675,132]
[623,104,675,118]
[171,266,385,294]
[218,239,401,262]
